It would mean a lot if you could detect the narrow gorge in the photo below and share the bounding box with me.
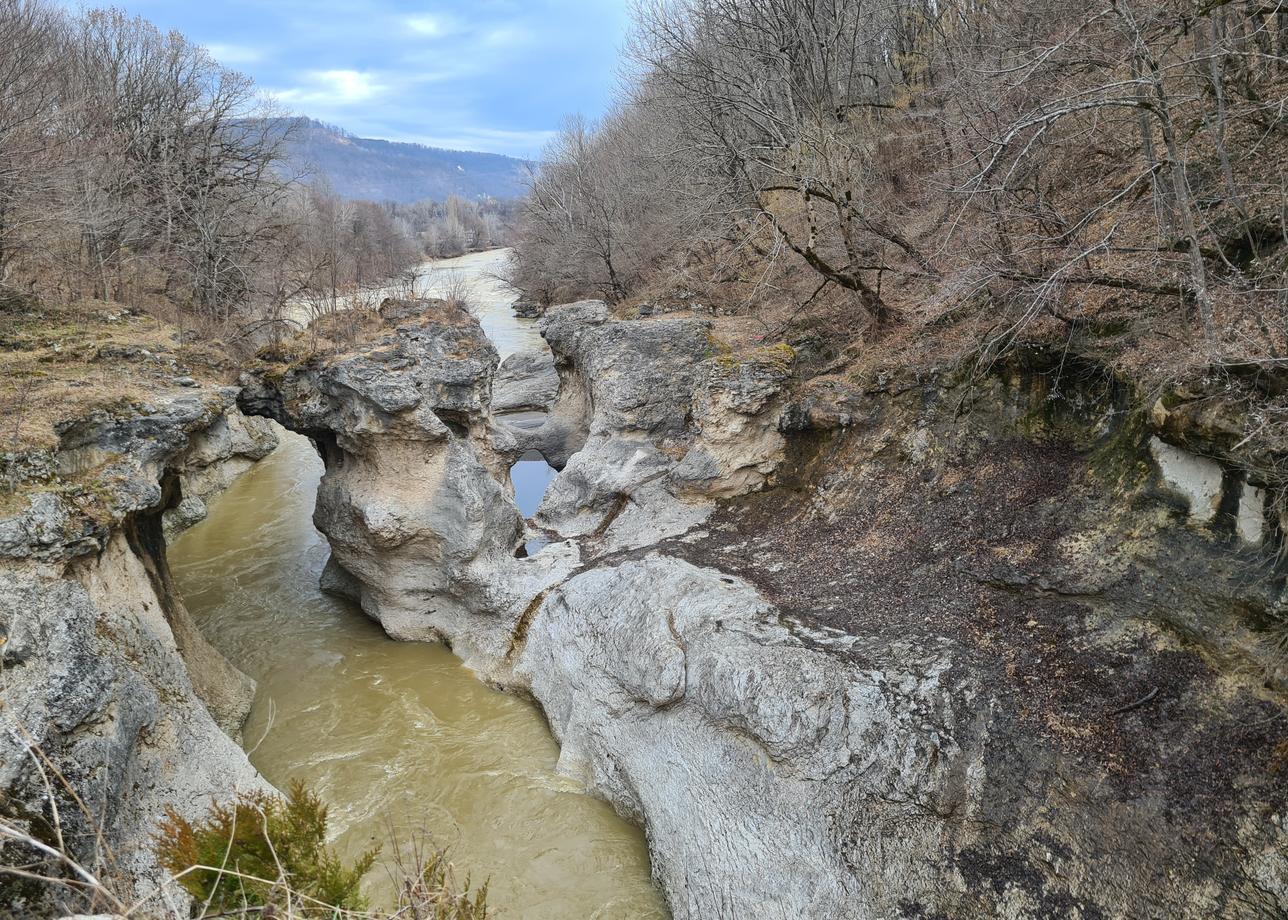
[4,256,1288,918]
[2,0,1285,915]
[240,280,1288,915]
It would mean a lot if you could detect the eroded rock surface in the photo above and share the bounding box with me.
[492,348,560,412]
[0,391,270,913]
[241,297,1288,919]
[527,302,791,549]
[239,299,577,674]
[162,410,278,536]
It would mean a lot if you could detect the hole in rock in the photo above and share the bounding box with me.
[436,409,471,438]
[510,449,557,557]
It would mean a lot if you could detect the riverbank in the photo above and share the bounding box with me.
[5,258,1287,917]
[0,385,273,912]
[287,249,541,360]
[169,426,666,918]
[0,261,670,918]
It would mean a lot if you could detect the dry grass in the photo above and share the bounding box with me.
[251,295,482,385]
[0,297,237,453]
[0,721,491,920]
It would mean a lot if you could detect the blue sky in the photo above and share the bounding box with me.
[88,1,633,158]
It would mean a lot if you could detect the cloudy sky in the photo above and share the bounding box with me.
[96,0,633,158]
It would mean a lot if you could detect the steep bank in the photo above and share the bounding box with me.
[238,293,1288,918]
[0,383,275,911]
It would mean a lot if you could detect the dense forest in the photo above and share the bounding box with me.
[514,0,1287,375]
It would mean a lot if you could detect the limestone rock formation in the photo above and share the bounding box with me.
[0,391,270,913]
[521,301,791,548]
[239,299,578,674]
[162,411,279,537]
[241,296,1288,919]
[492,348,560,413]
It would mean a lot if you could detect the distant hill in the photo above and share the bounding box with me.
[281,119,531,203]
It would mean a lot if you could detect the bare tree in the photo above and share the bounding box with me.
[514,99,712,304]
[0,0,63,290]
[629,0,946,320]
[511,0,1284,362]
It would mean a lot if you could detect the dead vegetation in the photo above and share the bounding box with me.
[0,296,235,455]
[0,720,490,919]
[514,0,1288,418]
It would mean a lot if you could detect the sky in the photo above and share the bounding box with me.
[83,0,633,159]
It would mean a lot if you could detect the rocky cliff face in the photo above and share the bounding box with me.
[238,299,577,674]
[0,391,272,912]
[240,299,1288,919]
[161,410,278,537]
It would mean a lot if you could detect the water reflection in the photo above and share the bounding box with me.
[511,450,558,557]
[512,451,557,519]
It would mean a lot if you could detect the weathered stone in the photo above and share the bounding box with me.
[522,303,789,546]
[1238,479,1268,544]
[235,292,1288,920]
[163,410,279,537]
[1150,435,1224,522]
[0,390,270,913]
[493,348,560,412]
[239,299,578,677]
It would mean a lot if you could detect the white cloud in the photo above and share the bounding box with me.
[404,11,466,39]
[406,14,444,36]
[273,70,385,107]
[482,25,530,48]
[319,70,382,103]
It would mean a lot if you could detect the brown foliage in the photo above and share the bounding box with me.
[516,0,1287,368]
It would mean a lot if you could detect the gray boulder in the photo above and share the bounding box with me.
[493,348,560,413]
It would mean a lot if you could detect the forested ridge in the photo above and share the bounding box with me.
[281,118,530,204]
[515,0,1287,374]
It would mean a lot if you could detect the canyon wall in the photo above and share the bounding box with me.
[0,391,273,912]
[241,298,1288,919]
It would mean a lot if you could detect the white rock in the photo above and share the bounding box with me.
[1149,436,1224,522]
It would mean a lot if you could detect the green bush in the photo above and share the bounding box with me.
[156,779,377,916]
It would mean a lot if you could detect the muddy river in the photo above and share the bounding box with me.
[170,251,667,918]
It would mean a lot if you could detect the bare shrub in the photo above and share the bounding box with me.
[435,269,477,313]
[516,0,1287,364]
[0,733,491,920]
[513,102,713,305]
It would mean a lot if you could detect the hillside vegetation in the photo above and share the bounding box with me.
[513,0,1287,401]
[0,1,519,354]
[283,118,530,203]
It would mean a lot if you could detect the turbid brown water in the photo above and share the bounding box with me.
[170,255,668,918]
